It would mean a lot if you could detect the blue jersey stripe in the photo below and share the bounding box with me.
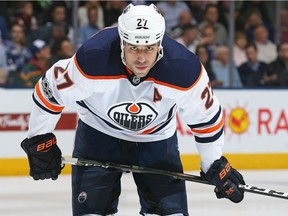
[150,104,176,134]
[188,106,222,129]
[76,100,123,131]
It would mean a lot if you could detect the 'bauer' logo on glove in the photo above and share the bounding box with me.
[21,133,63,180]
[36,136,57,152]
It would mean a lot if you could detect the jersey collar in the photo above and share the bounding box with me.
[124,66,156,86]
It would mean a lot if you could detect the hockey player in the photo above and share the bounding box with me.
[20,4,245,216]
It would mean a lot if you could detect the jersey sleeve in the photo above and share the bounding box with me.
[177,63,224,173]
[27,54,95,138]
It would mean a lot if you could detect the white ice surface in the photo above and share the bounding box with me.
[0,170,288,216]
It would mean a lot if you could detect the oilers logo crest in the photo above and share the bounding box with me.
[108,102,158,131]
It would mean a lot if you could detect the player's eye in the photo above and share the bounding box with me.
[146,46,154,51]
[130,46,138,51]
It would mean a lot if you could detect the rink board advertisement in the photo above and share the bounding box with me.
[0,88,288,175]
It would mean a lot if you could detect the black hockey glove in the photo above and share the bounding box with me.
[21,133,63,180]
[201,156,245,203]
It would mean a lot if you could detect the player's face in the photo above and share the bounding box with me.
[124,43,159,77]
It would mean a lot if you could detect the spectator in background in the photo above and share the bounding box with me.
[49,2,73,40]
[198,24,219,60]
[170,10,197,38]
[31,2,72,45]
[238,43,276,87]
[198,4,228,45]
[103,1,127,27]
[211,45,242,87]
[178,10,197,26]
[51,23,70,46]
[78,0,104,29]
[233,31,248,67]
[269,42,288,86]
[51,37,74,64]
[175,24,198,53]
[14,1,38,43]
[156,1,190,34]
[17,39,51,87]
[185,1,205,24]
[253,24,277,64]
[195,45,221,88]
[4,24,32,86]
[239,1,271,27]
[79,6,101,45]
[244,9,274,43]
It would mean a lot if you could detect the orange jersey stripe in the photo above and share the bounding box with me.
[125,66,133,75]
[146,66,203,91]
[35,81,64,112]
[140,125,158,134]
[190,114,224,134]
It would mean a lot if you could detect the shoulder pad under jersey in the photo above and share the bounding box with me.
[152,34,202,90]
[75,27,123,78]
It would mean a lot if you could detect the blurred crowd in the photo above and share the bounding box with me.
[0,0,288,88]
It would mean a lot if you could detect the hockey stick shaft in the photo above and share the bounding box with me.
[62,157,288,200]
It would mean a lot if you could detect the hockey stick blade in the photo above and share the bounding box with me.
[62,157,288,200]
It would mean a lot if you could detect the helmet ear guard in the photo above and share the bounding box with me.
[118,3,166,66]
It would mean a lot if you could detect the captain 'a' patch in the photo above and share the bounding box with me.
[153,87,162,102]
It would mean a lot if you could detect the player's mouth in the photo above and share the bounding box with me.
[135,66,148,70]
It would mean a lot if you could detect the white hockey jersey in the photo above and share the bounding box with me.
[27,27,224,172]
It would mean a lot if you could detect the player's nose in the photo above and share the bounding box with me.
[137,52,146,63]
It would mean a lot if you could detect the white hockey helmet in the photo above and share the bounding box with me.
[118,4,165,65]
